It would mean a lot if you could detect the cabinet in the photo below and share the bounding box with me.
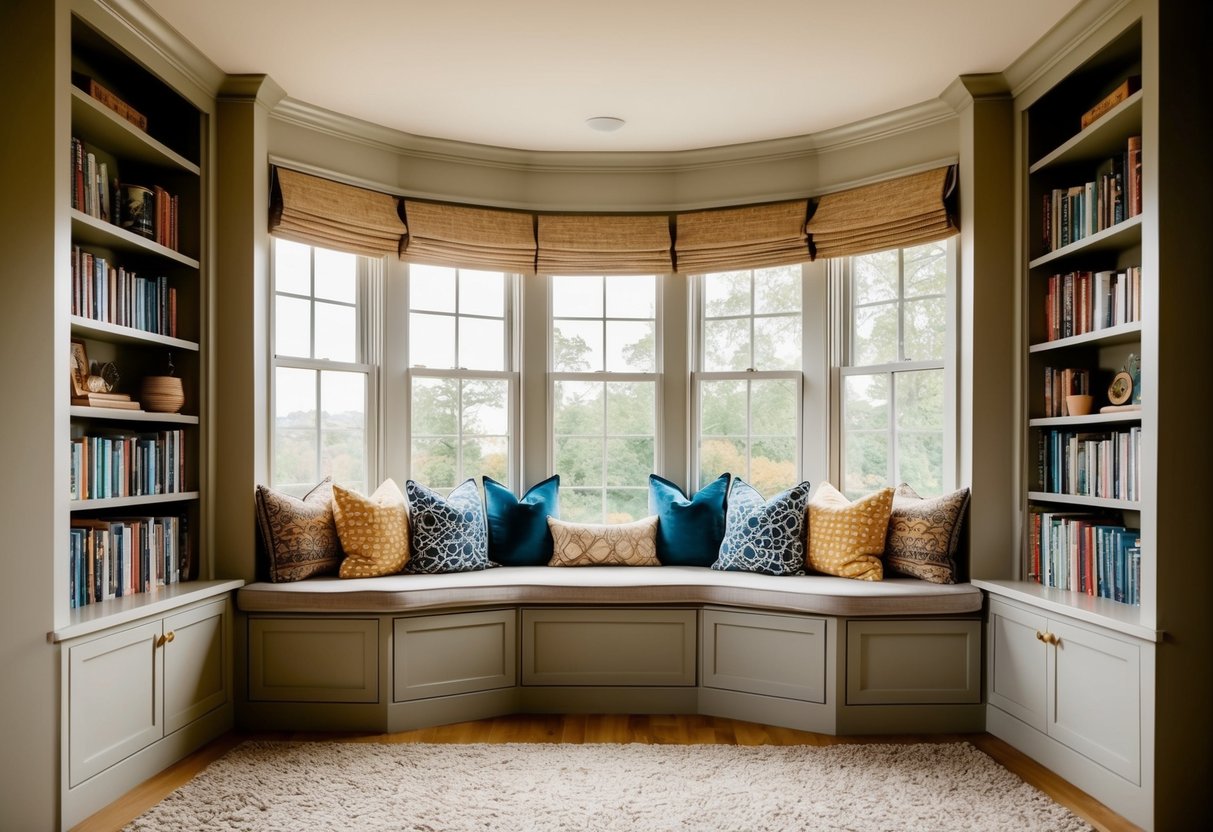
[60,594,233,827]
[988,598,1141,783]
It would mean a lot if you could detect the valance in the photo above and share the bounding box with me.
[269,167,406,258]
[401,201,536,274]
[674,200,810,274]
[537,214,672,275]
[806,166,958,260]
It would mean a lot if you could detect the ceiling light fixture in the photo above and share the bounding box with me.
[585,116,626,133]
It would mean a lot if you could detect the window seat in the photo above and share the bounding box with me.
[236,565,982,617]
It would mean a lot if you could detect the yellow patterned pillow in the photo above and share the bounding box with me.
[547,516,660,567]
[807,483,895,581]
[334,479,410,578]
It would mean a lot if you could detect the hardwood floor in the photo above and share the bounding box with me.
[71,714,1141,832]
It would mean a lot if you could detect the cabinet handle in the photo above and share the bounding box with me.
[1046,632,1061,646]
[155,634,166,648]
[164,631,175,644]
[1035,630,1047,642]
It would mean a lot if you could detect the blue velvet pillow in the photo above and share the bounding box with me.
[484,475,560,566]
[712,478,811,576]
[405,479,490,573]
[648,473,729,567]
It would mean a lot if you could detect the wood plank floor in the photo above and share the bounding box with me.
[71,714,1141,832]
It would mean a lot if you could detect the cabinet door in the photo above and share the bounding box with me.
[163,600,228,735]
[68,620,163,787]
[988,600,1047,731]
[702,609,826,702]
[1047,617,1141,783]
[394,609,516,702]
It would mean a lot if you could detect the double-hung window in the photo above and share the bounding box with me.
[550,275,659,523]
[407,264,516,494]
[271,238,375,496]
[839,241,953,498]
[693,265,803,495]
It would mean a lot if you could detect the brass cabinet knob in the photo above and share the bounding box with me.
[1036,630,1047,642]
[164,631,175,643]
[1046,632,1061,646]
[155,635,166,648]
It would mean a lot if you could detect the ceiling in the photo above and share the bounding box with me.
[146,0,1082,153]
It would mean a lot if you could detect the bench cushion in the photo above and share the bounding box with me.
[236,566,983,618]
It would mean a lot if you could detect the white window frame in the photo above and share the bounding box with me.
[690,265,808,491]
[834,240,958,495]
[547,274,663,522]
[404,265,520,492]
[269,239,380,495]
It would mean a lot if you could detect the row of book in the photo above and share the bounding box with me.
[1041,135,1141,253]
[1041,267,1141,342]
[1028,511,1140,606]
[71,245,178,337]
[1037,427,1141,501]
[70,136,182,252]
[1042,367,1090,418]
[68,516,189,609]
[69,430,186,501]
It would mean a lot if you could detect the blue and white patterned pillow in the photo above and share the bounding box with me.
[405,479,490,573]
[712,479,811,576]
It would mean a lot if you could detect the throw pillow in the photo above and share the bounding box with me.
[806,483,895,581]
[649,473,729,567]
[254,477,342,582]
[406,479,491,573]
[885,483,971,584]
[547,515,660,567]
[712,479,811,576]
[333,479,410,578]
[484,475,560,566]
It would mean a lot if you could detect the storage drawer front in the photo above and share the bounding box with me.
[522,608,696,686]
[846,619,981,705]
[701,609,826,702]
[249,618,379,703]
[163,600,228,734]
[394,609,516,702]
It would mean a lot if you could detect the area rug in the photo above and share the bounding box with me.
[126,741,1091,831]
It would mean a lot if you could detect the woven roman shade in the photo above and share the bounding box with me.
[269,167,406,257]
[806,166,958,260]
[401,200,537,274]
[537,214,672,275]
[674,200,810,274]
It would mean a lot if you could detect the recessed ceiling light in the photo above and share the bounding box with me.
[585,116,626,133]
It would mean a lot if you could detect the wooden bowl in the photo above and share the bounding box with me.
[140,375,185,413]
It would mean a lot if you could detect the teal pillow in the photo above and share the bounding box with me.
[484,475,559,566]
[648,473,729,567]
[712,478,811,575]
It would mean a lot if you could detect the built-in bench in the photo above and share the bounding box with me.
[236,567,985,735]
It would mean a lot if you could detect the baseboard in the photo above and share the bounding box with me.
[698,687,836,733]
[519,687,699,714]
[834,702,986,735]
[388,687,520,732]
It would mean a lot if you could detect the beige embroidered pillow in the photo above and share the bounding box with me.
[807,483,895,581]
[254,477,342,582]
[334,479,410,578]
[547,516,660,567]
[885,484,970,584]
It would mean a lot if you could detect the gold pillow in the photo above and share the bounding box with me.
[885,484,970,584]
[334,479,410,578]
[807,483,895,581]
[547,516,660,567]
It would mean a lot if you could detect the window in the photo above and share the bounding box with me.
[271,238,374,496]
[407,264,515,495]
[694,265,803,495]
[550,274,658,523]
[839,241,952,498]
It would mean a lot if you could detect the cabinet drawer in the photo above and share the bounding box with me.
[249,618,379,703]
[701,609,826,702]
[846,619,981,705]
[394,609,516,702]
[521,608,696,686]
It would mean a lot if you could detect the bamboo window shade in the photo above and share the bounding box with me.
[536,214,672,275]
[401,201,537,274]
[269,167,406,258]
[674,200,810,273]
[805,166,958,260]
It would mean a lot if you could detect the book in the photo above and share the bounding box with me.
[72,396,140,410]
[1080,76,1141,129]
[84,78,148,132]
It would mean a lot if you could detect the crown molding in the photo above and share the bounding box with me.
[219,74,287,111]
[270,95,956,176]
[1002,0,1135,99]
[92,0,225,102]
[940,74,1012,113]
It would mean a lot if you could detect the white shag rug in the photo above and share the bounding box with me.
[126,741,1092,831]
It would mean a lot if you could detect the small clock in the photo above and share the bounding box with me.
[1107,370,1133,406]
